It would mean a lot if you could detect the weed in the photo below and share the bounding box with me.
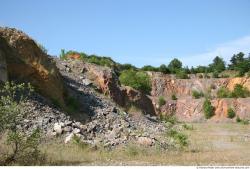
[158,96,166,107]
[182,123,194,130]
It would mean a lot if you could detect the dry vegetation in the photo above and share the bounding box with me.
[39,123,250,165]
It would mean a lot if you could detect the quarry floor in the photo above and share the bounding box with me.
[44,123,250,165]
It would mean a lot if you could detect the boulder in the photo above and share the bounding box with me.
[137,137,154,146]
[53,123,62,134]
[73,128,81,134]
[65,133,74,144]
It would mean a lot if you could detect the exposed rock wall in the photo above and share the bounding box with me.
[151,72,250,99]
[0,27,66,107]
[85,63,156,115]
[151,72,250,121]
[0,42,8,82]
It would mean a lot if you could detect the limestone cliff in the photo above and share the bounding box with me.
[150,72,250,121]
[0,27,66,107]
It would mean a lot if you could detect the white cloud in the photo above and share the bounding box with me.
[180,35,250,67]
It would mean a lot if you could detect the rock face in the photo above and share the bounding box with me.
[151,72,250,121]
[0,27,66,106]
[86,64,156,114]
[56,59,156,115]
[0,45,8,82]
[151,72,250,99]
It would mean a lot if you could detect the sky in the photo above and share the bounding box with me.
[1,0,250,68]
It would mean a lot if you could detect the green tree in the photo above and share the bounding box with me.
[159,64,170,74]
[228,52,250,76]
[209,56,226,73]
[141,65,159,72]
[168,58,182,73]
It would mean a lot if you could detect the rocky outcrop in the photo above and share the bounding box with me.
[0,27,66,107]
[151,72,250,122]
[157,98,250,122]
[86,64,156,115]
[0,46,8,82]
[151,72,250,99]
[55,58,156,115]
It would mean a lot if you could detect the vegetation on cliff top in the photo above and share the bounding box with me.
[119,69,151,94]
[59,49,250,78]
[217,84,250,98]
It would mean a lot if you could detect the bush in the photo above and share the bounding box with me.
[192,90,204,99]
[227,108,236,119]
[171,94,177,100]
[167,129,188,148]
[160,114,177,125]
[176,70,189,79]
[236,116,249,125]
[158,96,166,107]
[217,87,231,98]
[0,82,45,165]
[198,74,203,78]
[182,123,194,130]
[231,84,250,98]
[119,70,151,94]
[203,98,215,119]
[212,71,219,78]
[236,116,241,123]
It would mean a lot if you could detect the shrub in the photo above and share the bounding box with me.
[221,74,230,78]
[176,69,189,79]
[231,84,250,98]
[158,96,166,107]
[167,129,188,148]
[119,70,151,94]
[217,87,231,98]
[182,123,194,130]
[171,94,177,100]
[198,74,203,78]
[0,82,45,165]
[203,98,215,119]
[236,116,249,125]
[160,114,177,125]
[192,90,204,99]
[212,71,219,78]
[236,116,241,123]
[227,108,236,119]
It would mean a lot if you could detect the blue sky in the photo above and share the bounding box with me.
[1,0,250,68]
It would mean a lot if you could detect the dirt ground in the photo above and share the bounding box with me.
[41,122,250,165]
